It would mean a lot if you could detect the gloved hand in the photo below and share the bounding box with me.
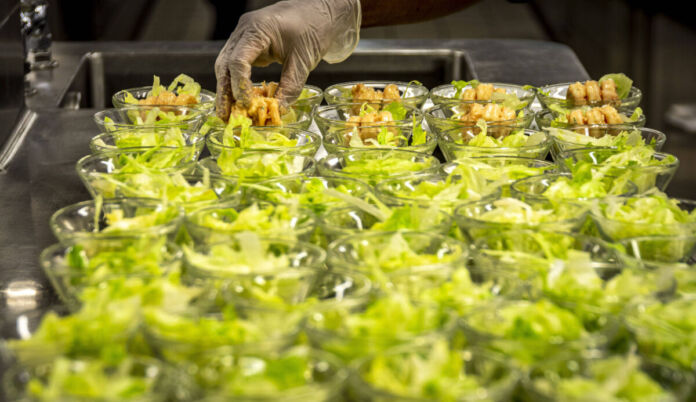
[215,0,362,120]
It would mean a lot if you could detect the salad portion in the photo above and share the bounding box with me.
[50,198,182,245]
[455,197,587,240]
[320,202,453,242]
[185,202,317,243]
[112,74,214,110]
[178,346,346,401]
[94,105,206,133]
[559,146,679,193]
[438,122,550,160]
[526,353,682,401]
[313,102,423,140]
[537,104,645,129]
[205,121,320,158]
[305,292,450,362]
[352,339,519,402]
[324,123,436,155]
[626,298,696,373]
[318,148,439,185]
[538,73,643,109]
[89,126,205,155]
[77,147,200,199]
[592,192,696,240]
[544,126,666,159]
[323,80,430,108]
[424,102,532,136]
[429,80,535,108]
[248,175,372,215]
[199,149,316,181]
[511,172,637,203]
[328,231,468,293]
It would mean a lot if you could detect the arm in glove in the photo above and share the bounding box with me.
[215,0,361,120]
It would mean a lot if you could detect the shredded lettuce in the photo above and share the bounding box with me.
[626,298,696,371]
[307,292,448,361]
[337,151,435,183]
[466,299,587,366]
[546,127,649,149]
[381,101,409,121]
[215,150,308,179]
[595,193,696,239]
[358,339,500,400]
[533,353,672,401]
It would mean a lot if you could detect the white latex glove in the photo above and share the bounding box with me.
[215,0,361,120]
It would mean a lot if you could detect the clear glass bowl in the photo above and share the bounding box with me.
[429,82,535,107]
[424,103,533,136]
[205,126,321,158]
[438,126,551,161]
[375,173,499,212]
[316,148,440,186]
[323,80,429,108]
[185,201,317,243]
[459,299,606,371]
[181,346,347,402]
[112,86,216,111]
[618,235,696,298]
[4,356,173,402]
[84,154,218,202]
[327,230,469,294]
[350,341,520,402]
[472,230,629,323]
[624,298,696,376]
[592,197,696,241]
[440,156,554,176]
[323,126,437,155]
[76,148,198,198]
[304,298,451,363]
[89,127,206,156]
[510,172,639,202]
[93,105,206,132]
[544,124,666,160]
[183,241,326,310]
[535,108,647,130]
[454,197,588,241]
[556,147,679,192]
[81,171,241,212]
[318,205,453,243]
[50,198,183,245]
[197,150,316,181]
[441,156,555,197]
[183,237,325,277]
[142,303,306,363]
[521,352,688,402]
[313,103,424,137]
[619,234,696,265]
[40,240,181,311]
[537,81,643,110]
[248,176,372,215]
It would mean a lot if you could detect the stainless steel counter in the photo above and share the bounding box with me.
[0,39,589,340]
